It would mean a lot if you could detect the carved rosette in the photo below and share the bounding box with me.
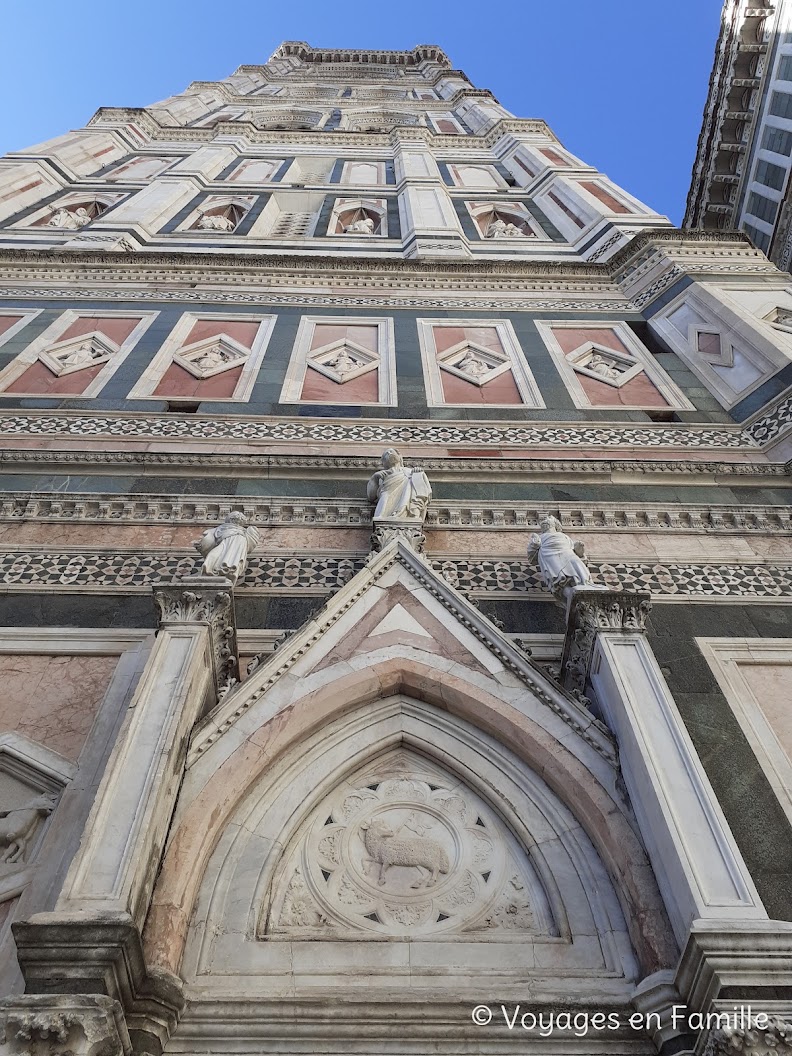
[261,752,554,940]
[704,1018,792,1056]
[560,586,652,697]
[0,995,130,1056]
[152,577,240,698]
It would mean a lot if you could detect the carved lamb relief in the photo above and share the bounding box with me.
[261,750,555,939]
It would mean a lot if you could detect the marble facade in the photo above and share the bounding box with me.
[0,38,790,1056]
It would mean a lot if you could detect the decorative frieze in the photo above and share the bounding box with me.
[1,549,791,600]
[0,995,130,1056]
[3,492,790,533]
[0,412,754,449]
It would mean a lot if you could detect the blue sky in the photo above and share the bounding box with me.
[0,0,723,224]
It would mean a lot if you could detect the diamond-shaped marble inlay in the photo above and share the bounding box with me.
[567,341,643,388]
[38,332,120,377]
[307,338,379,383]
[689,326,735,368]
[436,340,510,386]
[173,334,250,379]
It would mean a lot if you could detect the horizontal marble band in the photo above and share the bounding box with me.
[0,412,755,450]
[1,548,790,600]
[2,492,791,534]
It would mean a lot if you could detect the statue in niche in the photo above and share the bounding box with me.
[193,511,260,583]
[486,215,526,239]
[47,206,91,230]
[196,212,235,232]
[527,515,592,604]
[586,352,624,381]
[0,792,57,865]
[367,448,431,523]
[344,215,376,235]
[324,346,360,375]
[456,349,491,379]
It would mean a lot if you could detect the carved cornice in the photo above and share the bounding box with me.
[560,587,652,697]
[3,491,790,533]
[153,577,240,694]
[0,994,131,1056]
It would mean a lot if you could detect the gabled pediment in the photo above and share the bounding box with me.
[188,539,615,767]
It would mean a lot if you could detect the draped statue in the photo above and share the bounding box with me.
[367,449,431,523]
[527,515,591,604]
[193,512,260,583]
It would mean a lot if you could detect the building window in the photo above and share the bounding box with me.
[742,222,772,252]
[777,54,792,81]
[761,125,792,156]
[755,159,787,191]
[746,191,780,224]
[768,90,792,120]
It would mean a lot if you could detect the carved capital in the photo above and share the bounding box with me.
[560,587,652,696]
[704,1018,792,1056]
[12,917,183,1056]
[152,576,239,698]
[0,995,130,1056]
[371,521,426,553]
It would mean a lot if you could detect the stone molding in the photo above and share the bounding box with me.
[1,549,791,601]
[2,449,781,481]
[4,490,790,533]
[675,919,792,1014]
[152,577,240,695]
[0,994,130,1056]
[561,587,652,697]
[12,915,185,1055]
[704,1017,792,1056]
[0,411,755,451]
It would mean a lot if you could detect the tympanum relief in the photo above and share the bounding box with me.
[262,752,555,939]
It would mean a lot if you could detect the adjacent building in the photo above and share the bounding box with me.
[685,0,792,269]
[0,40,791,1056]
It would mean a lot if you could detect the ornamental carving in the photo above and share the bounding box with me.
[38,332,120,377]
[172,334,249,379]
[0,792,57,868]
[560,586,652,697]
[0,995,129,1056]
[704,1018,792,1056]
[153,580,239,695]
[261,751,555,940]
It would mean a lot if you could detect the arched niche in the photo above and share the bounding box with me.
[35,196,115,230]
[179,697,642,994]
[332,199,386,235]
[469,202,536,239]
[189,196,252,233]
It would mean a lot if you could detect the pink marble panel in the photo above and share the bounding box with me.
[0,316,23,338]
[739,663,792,760]
[153,362,242,399]
[550,327,629,356]
[580,180,631,213]
[540,147,568,166]
[0,654,118,762]
[440,368,522,404]
[5,360,104,395]
[182,319,260,351]
[59,316,141,345]
[310,324,378,352]
[433,325,503,354]
[578,372,668,408]
[300,365,379,402]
